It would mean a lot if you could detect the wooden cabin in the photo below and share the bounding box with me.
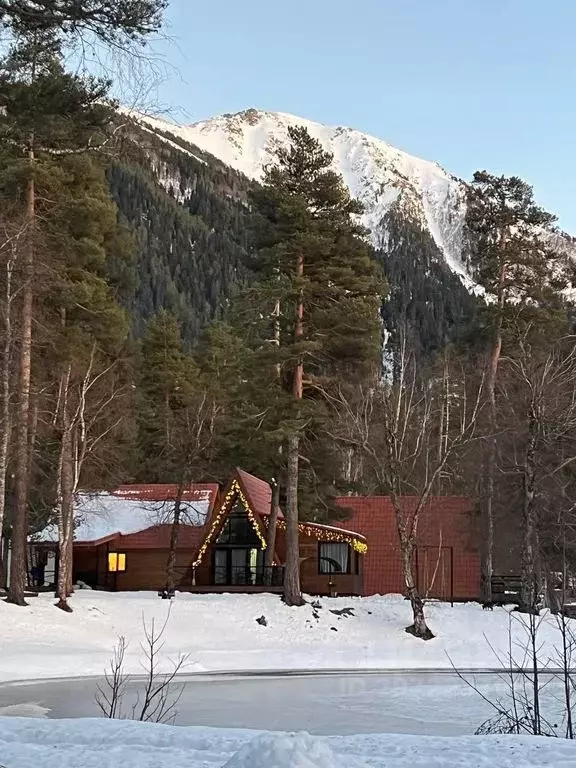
[31,469,480,600]
[191,469,366,596]
[31,470,367,596]
[30,483,219,591]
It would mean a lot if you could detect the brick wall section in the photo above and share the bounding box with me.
[333,496,481,600]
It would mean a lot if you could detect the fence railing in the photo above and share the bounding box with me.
[213,564,284,587]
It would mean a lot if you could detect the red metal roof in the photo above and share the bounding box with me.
[116,524,205,550]
[333,495,477,596]
[235,469,283,519]
[112,484,219,505]
[234,470,364,547]
[72,484,220,548]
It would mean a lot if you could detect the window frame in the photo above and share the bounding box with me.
[108,552,127,573]
[215,502,261,547]
[318,541,351,575]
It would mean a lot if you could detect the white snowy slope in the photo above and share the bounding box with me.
[132,109,470,282]
[0,592,571,683]
[1,719,576,768]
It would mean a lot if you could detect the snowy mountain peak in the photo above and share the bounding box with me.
[134,108,470,282]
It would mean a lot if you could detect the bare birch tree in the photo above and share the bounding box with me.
[53,347,129,611]
[499,333,576,613]
[333,338,484,639]
[163,391,221,595]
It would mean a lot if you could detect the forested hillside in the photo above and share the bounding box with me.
[0,0,574,620]
[109,119,477,354]
[107,125,253,342]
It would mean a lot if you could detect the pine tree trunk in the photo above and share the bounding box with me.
[482,429,496,601]
[481,309,503,602]
[264,480,281,585]
[264,480,280,568]
[483,373,500,601]
[27,392,38,483]
[56,368,74,612]
[7,158,35,607]
[0,254,14,588]
[282,251,305,606]
[519,408,538,614]
[283,433,304,606]
[265,296,282,582]
[165,486,184,594]
[293,257,304,401]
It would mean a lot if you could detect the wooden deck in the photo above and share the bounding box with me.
[178,584,284,594]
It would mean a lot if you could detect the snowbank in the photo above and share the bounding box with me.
[223,732,347,768]
[0,591,571,683]
[0,717,575,768]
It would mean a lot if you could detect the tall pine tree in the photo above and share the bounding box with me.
[466,171,572,600]
[247,126,385,605]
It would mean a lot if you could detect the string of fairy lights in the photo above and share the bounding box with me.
[193,480,267,566]
[275,519,368,554]
[193,479,368,568]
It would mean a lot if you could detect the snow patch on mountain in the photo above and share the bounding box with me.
[132,109,470,282]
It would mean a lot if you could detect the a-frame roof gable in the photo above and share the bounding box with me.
[193,469,271,566]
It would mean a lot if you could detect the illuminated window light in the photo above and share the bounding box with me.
[108,552,126,572]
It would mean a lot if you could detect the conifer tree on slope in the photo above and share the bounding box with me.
[0,1,166,45]
[249,126,383,606]
[47,153,131,611]
[0,32,108,604]
[0,25,140,604]
[0,0,164,608]
[136,311,222,594]
[466,171,571,601]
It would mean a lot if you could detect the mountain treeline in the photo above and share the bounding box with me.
[0,0,575,636]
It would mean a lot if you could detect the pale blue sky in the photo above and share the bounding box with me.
[152,0,575,231]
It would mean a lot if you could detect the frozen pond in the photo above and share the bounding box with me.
[0,671,569,736]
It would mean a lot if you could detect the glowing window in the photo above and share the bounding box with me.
[108,552,126,572]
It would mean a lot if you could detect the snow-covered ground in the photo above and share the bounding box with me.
[0,717,575,768]
[0,591,571,683]
[2,593,576,766]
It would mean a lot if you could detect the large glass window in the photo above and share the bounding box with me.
[318,542,350,574]
[216,502,261,546]
[212,547,266,585]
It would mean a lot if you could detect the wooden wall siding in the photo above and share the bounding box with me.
[193,559,212,587]
[73,547,198,591]
[189,526,364,596]
[299,529,364,597]
[74,548,97,577]
[111,549,197,591]
[67,493,481,599]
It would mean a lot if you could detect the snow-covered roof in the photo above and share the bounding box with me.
[35,485,218,544]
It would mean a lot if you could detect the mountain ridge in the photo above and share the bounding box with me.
[131,107,472,287]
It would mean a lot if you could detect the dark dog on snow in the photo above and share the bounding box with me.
[482,601,495,610]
